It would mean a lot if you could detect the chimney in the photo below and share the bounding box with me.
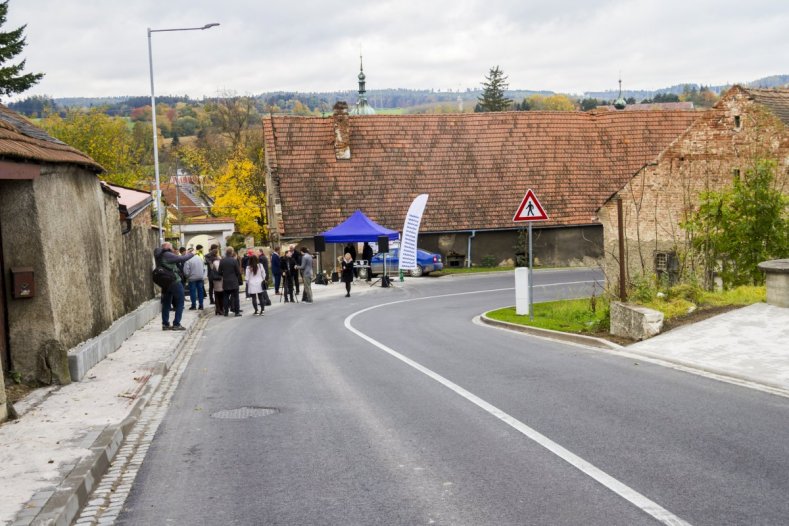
[333,101,351,160]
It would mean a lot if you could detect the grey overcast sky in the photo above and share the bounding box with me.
[5,0,788,101]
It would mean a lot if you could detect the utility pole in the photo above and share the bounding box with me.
[617,197,627,301]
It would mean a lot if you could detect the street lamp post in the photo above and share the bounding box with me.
[148,23,219,244]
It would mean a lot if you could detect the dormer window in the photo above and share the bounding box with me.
[734,115,741,129]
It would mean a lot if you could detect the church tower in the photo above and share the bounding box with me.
[349,54,376,115]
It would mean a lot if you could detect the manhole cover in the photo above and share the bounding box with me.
[211,407,279,419]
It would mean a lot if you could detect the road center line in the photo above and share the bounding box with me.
[344,288,692,526]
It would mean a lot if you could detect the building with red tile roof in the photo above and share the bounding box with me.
[598,85,789,291]
[161,180,213,220]
[263,102,698,267]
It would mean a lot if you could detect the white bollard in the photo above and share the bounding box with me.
[515,267,530,316]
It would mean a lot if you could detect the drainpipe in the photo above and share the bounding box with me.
[467,230,476,268]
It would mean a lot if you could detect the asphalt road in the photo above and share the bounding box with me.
[117,270,789,525]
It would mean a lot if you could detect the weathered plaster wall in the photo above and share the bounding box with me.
[103,193,157,316]
[0,372,6,421]
[39,166,115,351]
[0,177,69,384]
[599,89,789,290]
[0,166,156,385]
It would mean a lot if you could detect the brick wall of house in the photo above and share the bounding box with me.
[599,86,789,292]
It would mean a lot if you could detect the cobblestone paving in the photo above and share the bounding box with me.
[73,314,207,525]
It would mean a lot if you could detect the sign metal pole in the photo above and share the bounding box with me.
[528,221,534,320]
[513,188,548,319]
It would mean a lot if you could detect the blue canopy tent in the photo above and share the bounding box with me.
[319,210,399,243]
[318,210,399,285]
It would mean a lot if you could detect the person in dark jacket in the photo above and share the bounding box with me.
[289,244,302,296]
[242,249,254,298]
[280,249,295,303]
[362,242,373,281]
[258,248,272,306]
[178,246,189,282]
[153,242,194,330]
[271,246,281,294]
[345,242,358,278]
[219,247,243,316]
[205,244,219,304]
[341,252,354,297]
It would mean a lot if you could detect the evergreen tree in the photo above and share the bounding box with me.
[579,98,600,111]
[0,1,43,97]
[475,66,512,112]
[8,94,54,116]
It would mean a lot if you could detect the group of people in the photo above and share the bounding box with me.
[154,242,317,330]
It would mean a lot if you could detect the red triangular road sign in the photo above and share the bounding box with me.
[513,189,548,222]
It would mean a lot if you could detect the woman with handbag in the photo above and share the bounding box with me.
[211,257,224,315]
[245,254,267,315]
[341,252,354,297]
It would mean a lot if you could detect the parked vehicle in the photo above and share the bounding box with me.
[369,248,443,277]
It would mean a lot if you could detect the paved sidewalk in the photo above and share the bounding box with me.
[626,302,789,394]
[0,278,375,526]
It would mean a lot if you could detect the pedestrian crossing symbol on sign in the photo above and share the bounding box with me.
[513,189,548,222]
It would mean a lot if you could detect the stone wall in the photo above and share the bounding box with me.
[0,166,156,385]
[599,87,789,291]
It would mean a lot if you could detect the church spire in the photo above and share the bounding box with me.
[350,52,376,115]
[357,53,367,103]
[614,76,627,110]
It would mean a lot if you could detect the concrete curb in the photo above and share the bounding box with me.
[479,313,622,350]
[14,311,208,526]
[615,347,789,399]
[68,299,162,381]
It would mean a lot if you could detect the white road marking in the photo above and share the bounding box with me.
[344,287,692,526]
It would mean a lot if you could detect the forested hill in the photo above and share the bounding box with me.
[8,74,786,118]
[584,74,789,100]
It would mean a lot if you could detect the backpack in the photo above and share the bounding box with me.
[152,266,177,289]
[207,258,221,281]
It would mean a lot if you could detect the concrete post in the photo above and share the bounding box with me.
[758,259,789,308]
[515,267,530,316]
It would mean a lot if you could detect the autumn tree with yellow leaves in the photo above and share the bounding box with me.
[518,94,576,111]
[210,147,268,241]
[41,108,153,187]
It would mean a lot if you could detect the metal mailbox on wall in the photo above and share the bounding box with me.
[10,267,34,299]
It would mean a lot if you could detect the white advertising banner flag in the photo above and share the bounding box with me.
[399,194,429,271]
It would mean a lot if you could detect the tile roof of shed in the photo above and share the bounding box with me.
[161,183,210,218]
[0,105,103,172]
[106,183,153,217]
[264,110,699,236]
[745,87,789,126]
